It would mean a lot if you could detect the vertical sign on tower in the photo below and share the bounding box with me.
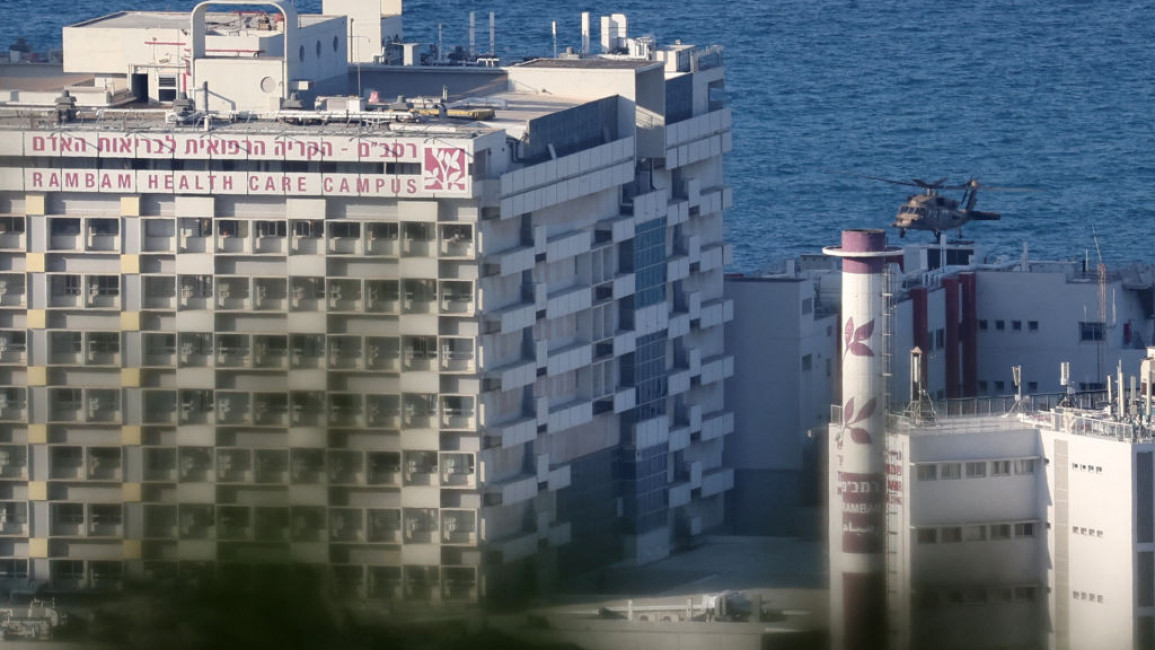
[824,229,899,650]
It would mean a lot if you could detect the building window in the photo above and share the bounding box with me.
[1029,321,1039,332]
[1014,459,1036,475]
[801,354,812,371]
[916,528,937,544]
[978,320,988,331]
[1014,586,1037,603]
[940,463,961,480]
[255,220,286,238]
[916,465,937,481]
[992,460,1011,476]
[965,461,986,478]
[1012,320,1022,331]
[801,298,813,315]
[935,329,945,349]
[1028,381,1038,393]
[990,523,1012,540]
[994,320,1004,331]
[963,525,986,542]
[1014,522,1035,538]
[979,380,988,393]
[940,527,962,543]
[1080,321,1105,341]
[994,381,1005,392]
[94,276,119,297]
[50,218,80,236]
[59,275,81,296]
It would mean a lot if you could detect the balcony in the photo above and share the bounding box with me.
[329,508,365,543]
[290,506,326,542]
[143,447,177,482]
[402,451,438,487]
[328,338,363,370]
[439,453,476,488]
[254,450,289,484]
[289,278,324,312]
[439,338,475,373]
[216,449,253,483]
[142,275,177,310]
[401,223,435,257]
[0,502,28,536]
[0,217,26,251]
[699,298,734,329]
[327,279,363,313]
[289,220,323,255]
[178,275,213,311]
[0,388,26,422]
[179,504,216,540]
[85,275,121,310]
[252,220,289,255]
[366,394,401,429]
[290,334,325,369]
[439,280,475,315]
[290,392,326,427]
[365,280,401,313]
[253,393,290,426]
[440,396,476,431]
[178,448,214,483]
[441,510,477,545]
[216,391,254,427]
[367,451,402,486]
[699,354,734,386]
[0,446,28,480]
[700,467,735,498]
[215,220,251,254]
[369,567,403,600]
[438,224,475,258]
[700,411,735,441]
[365,222,401,257]
[365,337,402,372]
[290,450,325,485]
[402,279,438,314]
[328,450,365,485]
[327,222,364,256]
[217,506,253,540]
[179,390,214,425]
[143,390,178,424]
[254,507,290,541]
[402,508,438,544]
[367,509,402,543]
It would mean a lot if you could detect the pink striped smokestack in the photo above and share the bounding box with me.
[823,229,900,650]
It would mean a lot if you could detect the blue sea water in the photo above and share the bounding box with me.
[3,0,1154,271]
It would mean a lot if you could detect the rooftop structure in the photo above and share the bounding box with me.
[0,1,733,604]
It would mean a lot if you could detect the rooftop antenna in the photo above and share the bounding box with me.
[469,11,476,60]
[1093,224,1106,381]
[1059,361,1074,407]
[1118,360,1126,420]
[552,21,558,58]
[1007,365,1030,416]
[438,23,444,63]
[902,347,937,424]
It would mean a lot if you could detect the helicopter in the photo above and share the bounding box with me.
[854,176,1032,238]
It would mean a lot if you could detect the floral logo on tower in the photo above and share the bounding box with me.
[423,147,467,192]
[841,396,878,445]
[843,317,875,358]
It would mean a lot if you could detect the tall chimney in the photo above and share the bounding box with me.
[824,229,897,650]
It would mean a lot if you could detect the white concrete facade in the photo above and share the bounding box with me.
[0,3,731,603]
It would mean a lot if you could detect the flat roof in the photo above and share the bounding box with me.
[67,11,337,32]
[0,64,93,93]
[516,57,659,71]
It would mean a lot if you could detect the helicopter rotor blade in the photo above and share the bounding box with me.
[822,170,929,188]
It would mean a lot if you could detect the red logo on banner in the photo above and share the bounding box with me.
[424,147,466,192]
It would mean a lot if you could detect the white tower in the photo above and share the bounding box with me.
[824,229,899,650]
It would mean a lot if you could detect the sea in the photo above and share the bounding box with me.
[3,0,1154,272]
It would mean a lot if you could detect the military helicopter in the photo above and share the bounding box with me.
[854,175,1032,237]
